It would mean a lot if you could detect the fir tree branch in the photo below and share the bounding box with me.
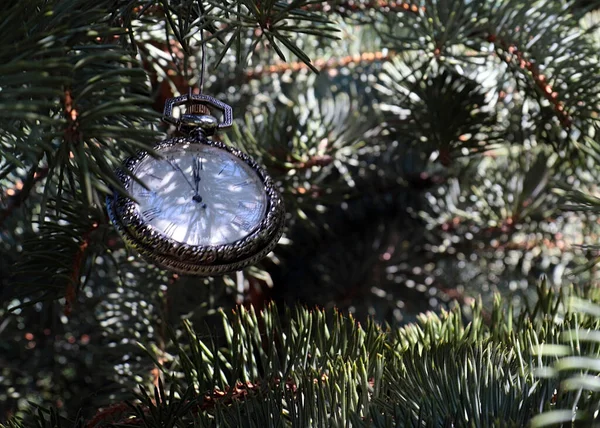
[10,200,105,306]
[85,403,131,428]
[144,0,340,72]
[311,0,424,14]
[62,89,82,145]
[0,165,48,228]
[245,50,395,79]
[64,221,100,316]
[487,32,572,128]
[8,284,600,426]
[376,0,600,146]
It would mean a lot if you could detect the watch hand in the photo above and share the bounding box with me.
[165,157,196,193]
[192,156,203,203]
[193,156,202,191]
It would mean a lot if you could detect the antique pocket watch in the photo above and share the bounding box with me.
[106,94,285,276]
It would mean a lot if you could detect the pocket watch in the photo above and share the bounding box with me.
[106,94,285,276]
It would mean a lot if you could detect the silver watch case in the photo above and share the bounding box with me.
[106,133,285,276]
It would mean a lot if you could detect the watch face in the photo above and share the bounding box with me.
[129,143,268,246]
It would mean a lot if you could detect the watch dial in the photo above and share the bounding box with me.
[130,143,268,246]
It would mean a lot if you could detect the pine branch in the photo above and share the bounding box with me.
[309,0,424,18]
[487,32,572,128]
[152,0,340,72]
[245,50,395,79]
[0,1,160,220]
[114,286,600,425]
[10,199,105,305]
[64,221,100,316]
[377,57,503,165]
[85,403,131,428]
[375,0,600,148]
[0,165,48,228]
[4,1,600,423]
[7,283,600,426]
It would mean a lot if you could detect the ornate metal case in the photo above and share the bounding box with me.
[106,94,285,276]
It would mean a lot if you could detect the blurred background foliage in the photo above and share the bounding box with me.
[1,0,600,425]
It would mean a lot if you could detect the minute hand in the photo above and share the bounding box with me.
[164,158,195,192]
[192,156,202,195]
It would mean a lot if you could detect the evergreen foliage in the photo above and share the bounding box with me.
[5,283,600,426]
[1,0,600,425]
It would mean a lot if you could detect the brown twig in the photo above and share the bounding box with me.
[0,166,48,228]
[198,378,300,410]
[293,154,334,170]
[82,380,291,427]
[64,88,82,143]
[64,221,99,316]
[437,214,582,254]
[85,373,377,426]
[86,403,131,428]
[310,0,424,14]
[245,50,395,80]
[0,89,80,226]
[150,273,178,388]
[100,377,319,427]
[487,33,572,128]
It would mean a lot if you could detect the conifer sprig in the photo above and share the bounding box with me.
[7,282,599,427]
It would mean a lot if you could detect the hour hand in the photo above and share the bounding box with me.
[192,156,202,190]
[192,156,203,203]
